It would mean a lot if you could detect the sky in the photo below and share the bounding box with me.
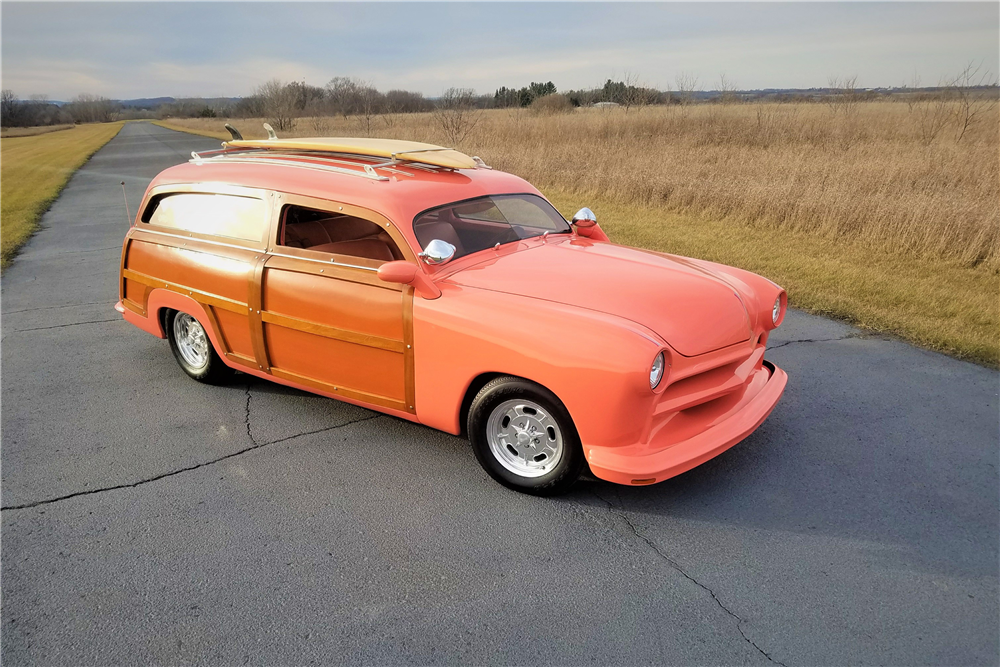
[2,2,997,100]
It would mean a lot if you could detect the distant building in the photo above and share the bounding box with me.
[592,102,620,109]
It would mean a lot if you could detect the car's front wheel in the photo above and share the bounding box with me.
[468,377,584,495]
[166,310,233,384]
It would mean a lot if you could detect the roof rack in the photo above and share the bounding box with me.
[189,148,425,182]
[188,127,492,181]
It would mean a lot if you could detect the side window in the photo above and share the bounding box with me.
[142,193,266,242]
[278,205,403,263]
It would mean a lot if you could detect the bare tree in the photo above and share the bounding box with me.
[326,77,362,117]
[354,82,385,136]
[674,72,701,106]
[619,72,657,113]
[826,75,860,116]
[253,79,298,131]
[717,73,739,104]
[434,88,480,145]
[1,89,21,127]
[914,89,952,146]
[385,89,428,114]
[949,61,999,143]
[64,94,120,123]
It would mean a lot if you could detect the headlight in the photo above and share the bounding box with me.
[650,352,665,390]
[772,296,782,325]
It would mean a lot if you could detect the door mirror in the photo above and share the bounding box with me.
[376,260,442,300]
[572,207,597,228]
[418,239,457,265]
[377,260,418,285]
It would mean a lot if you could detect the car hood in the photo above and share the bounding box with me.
[444,240,752,357]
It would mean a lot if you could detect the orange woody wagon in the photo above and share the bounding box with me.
[116,129,787,495]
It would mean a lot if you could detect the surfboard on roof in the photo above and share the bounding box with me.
[223,137,479,170]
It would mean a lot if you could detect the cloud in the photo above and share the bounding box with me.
[1,2,997,99]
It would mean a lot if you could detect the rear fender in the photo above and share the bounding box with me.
[138,289,230,363]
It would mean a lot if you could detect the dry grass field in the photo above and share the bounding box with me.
[157,103,999,365]
[1,121,124,269]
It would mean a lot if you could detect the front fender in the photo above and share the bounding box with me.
[683,257,786,332]
[413,283,665,447]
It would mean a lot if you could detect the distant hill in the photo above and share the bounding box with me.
[116,97,241,109]
[117,97,176,109]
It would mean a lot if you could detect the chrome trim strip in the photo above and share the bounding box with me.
[265,250,378,272]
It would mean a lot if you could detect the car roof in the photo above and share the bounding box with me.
[147,155,546,250]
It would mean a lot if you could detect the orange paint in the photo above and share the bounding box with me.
[118,146,787,487]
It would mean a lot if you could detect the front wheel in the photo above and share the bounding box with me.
[166,310,233,384]
[468,377,584,495]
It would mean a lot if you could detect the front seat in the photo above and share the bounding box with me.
[309,239,395,262]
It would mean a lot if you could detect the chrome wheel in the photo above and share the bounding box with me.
[486,399,564,478]
[172,313,209,369]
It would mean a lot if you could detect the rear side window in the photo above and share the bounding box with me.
[142,193,266,242]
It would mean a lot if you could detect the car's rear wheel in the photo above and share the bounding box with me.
[468,376,584,495]
[166,310,233,384]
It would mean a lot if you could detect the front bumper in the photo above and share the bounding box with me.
[585,360,787,486]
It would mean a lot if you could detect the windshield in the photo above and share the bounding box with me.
[413,194,570,261]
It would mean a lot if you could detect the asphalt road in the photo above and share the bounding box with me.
[2,122,997,666]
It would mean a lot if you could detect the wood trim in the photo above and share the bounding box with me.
[248,255,271,372]
[122,297,144,316]
[122,279,148,317]
[128,230,263,266]
[202,305,230,355]
[260,310,405,353]
[226,351,257,368]
[122,269,248,314]
[402,287,416,412]
[119,237,131,304]
[261,253,399,289]
[270,367,407,412]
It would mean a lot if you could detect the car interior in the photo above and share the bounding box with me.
[413,196,570,261]
[413,207,519,260]
[278,205,404,262]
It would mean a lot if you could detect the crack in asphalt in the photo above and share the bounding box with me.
[768,332,863,350]
[7,318,121,334]
[244,383,257,445]
[0,411,381,512]
[592,490,788,667]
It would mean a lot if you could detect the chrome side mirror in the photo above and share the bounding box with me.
[418,239,456,265]
[572,207,597,227]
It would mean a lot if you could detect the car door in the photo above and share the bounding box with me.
[253,192,416,415]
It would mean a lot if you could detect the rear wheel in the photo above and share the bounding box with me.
[166,310,233,384]
[468,377,584,495]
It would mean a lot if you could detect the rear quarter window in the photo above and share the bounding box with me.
[142,193,267,242]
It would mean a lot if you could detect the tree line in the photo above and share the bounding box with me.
[3,67,995,131]
[1,91,121,127]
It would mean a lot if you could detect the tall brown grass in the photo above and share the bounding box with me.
[166,100,1000,271]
